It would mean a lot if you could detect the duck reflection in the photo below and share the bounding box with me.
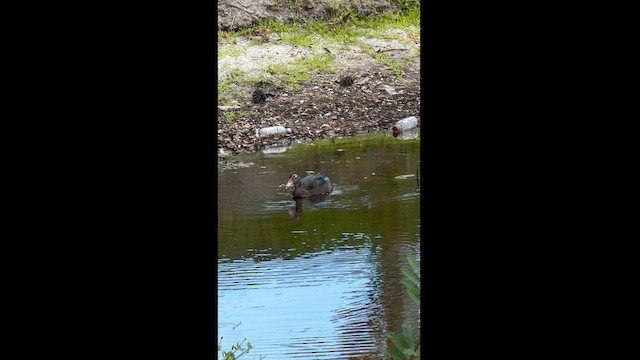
[285,171,334,221]
[288,195,329,221]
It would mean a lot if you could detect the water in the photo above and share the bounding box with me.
[218,132,420,359]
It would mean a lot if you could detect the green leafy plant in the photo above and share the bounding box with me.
[218,322,264,360]
[387,256,420,360]
[218,337,253,360]
[388,324,420,360]
[394,0,421,12]
[401,256,420,306]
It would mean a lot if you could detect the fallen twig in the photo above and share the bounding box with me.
[376,48,408,53]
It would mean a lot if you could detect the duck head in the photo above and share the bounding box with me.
[286,173,300,188]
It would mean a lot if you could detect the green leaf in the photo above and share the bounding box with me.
[386,257,422,359]
[400,256,421,306]
[387,346,406,360]
[407,256,420,274]
[401,266,419,285]
[387,326,421,360]
[401,278,420,305]
[388,332,410,350]
[402,347,418,356]
[402,324,420,343]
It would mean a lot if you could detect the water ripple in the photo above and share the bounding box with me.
[218,245,386,359]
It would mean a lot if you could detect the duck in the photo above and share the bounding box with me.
[286,172,333,198]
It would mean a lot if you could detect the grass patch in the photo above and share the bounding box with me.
[218,68,250,100]
[218,4,420,97]
[225,1,417,37]
[265,63,309,90]
[221,111,240,122]
[305,19,368,45]
[300,53,335,72]
[249,74,273,86]
[218,79,232,96]
[223,68,249,83]
[359,43,405,80]
[280,31,316,48]
[219,3,419,50]
[370,5,420,29]
[218,44,245,58]
[263,53,335,90]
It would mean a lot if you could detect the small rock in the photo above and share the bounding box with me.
[381,85,398,95]
[218,105,241,111]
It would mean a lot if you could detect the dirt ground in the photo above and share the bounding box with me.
[217,28,421,158]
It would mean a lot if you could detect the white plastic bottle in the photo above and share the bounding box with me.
[257,126,292,137]
[393,128,418,140]
[392,116,418,134]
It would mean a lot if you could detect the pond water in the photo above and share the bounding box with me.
[218,132,420,359]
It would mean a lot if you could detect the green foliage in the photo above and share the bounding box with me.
[366,5,420,29]
[386,256,420,359]
[218,44,245,58]
[218,79,231,96]
[387,324,421,360]
[300,53,335,72]
[265,63,308,90]
[263,52,335,90]
[325,0,360,25]
[394,0,421,12]
[226,68,248,83]
[401,256,420,306]
[218,323,264,360]
[218,337,254,360]
[279,30,315,47]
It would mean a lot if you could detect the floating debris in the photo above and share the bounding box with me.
[394,174,416,180]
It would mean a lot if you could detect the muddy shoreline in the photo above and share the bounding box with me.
[218,58,420,159]
[217,6,420,161]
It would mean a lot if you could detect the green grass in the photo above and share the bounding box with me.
[279,31,316,47]
[218,79,231,95]
[219,3,419,49]
[263,52,336,90]
[218,68,250,100]
[221,111,240,122]
[370,5,420,29]
[359,42,406,80]
[265,63,308,90]
[218,4,420,99]
[300,53,335,72]
[218,44,245,58]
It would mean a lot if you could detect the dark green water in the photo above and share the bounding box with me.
[218,132,420,359]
